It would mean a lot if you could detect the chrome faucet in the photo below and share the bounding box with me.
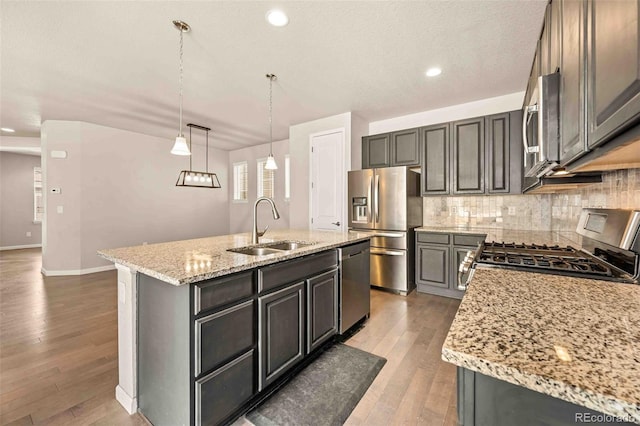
[252,197,281,244]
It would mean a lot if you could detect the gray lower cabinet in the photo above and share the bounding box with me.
[258,282,305,391]
[307,269,338,353]
[196,350,255,426]
[457,367,636,426]
[138,249,342,426]
[362,134,390,168]
[416,232,485,300]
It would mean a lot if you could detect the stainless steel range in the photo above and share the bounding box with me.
[458,209,640,289]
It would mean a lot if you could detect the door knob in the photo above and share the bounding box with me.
[332,222,341,226]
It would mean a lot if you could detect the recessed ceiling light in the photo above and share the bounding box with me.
[1,127,15,133]
[266,9,289,27]
[425,67,442,77]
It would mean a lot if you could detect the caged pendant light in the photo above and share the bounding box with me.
[175,123,221,188]
[170,20,191,156]
[264,74,278,170]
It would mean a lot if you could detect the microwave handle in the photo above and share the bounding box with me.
[522,104,540,169]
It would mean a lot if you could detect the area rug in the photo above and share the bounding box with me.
[246,344,386,426]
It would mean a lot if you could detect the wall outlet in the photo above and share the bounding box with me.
[508,206,516,216]
[26,231,31,237]
[56,205,64,214]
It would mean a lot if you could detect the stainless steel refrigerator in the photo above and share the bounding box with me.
[348,166,422,295]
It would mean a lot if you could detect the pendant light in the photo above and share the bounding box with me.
[265,73,278,170]
[175,123,222,189]
[170,20,191,156]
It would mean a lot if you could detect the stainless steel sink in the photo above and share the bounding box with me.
[264,241,314,251]
[227,240,315,256]
[227,247,282,256]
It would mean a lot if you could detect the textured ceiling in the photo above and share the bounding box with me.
[1,1,546,150]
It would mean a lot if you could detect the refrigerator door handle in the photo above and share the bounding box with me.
[370,248,405,256]
[374,174,380,223]
[367,175,373,223]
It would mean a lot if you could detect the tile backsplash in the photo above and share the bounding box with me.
[423,168,640,232]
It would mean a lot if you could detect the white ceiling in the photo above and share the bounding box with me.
[1,1,547,151]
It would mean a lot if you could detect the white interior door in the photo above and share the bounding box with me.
[310,129,345,232]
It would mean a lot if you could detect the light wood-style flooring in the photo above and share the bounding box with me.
[0,248,460,425]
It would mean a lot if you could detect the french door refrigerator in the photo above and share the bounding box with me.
[348,166,422,295]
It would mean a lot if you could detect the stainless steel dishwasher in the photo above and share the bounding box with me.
[338,240,371,334]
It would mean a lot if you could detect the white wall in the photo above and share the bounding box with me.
[0,152,42,249]
[351,113,368,171]
[289,112,354,229]
[228,139,289,234]
[368,91,525,134]
[41,121,230,273]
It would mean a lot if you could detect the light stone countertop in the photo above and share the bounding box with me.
[416,225,582,247]
[98,229,371,286]
[442,267,640,422]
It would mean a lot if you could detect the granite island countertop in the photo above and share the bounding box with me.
[98,229,370,286]
[442,267,640,423]
[416,225,581,247]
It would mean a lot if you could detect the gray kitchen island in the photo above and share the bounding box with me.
[98,229,371,426]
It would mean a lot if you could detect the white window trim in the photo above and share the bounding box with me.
[284,155,290,202]
[33,166,43,224]
[232,161,248,203]
[257,158,275,199]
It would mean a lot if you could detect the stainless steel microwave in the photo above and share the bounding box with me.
[522,72,561,178]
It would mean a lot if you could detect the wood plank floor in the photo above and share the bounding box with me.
[0,248,460,425]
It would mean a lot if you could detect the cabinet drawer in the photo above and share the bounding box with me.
[195,300,255,377]
[195,350,255,426]
[258,250,338,293]
[194,271,254,316]
[452,234,486,247]
[417,232,450,245]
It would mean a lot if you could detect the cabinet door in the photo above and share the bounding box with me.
[362,134,390,169]
[486,113,511,194]
[258,282,305,391]
[306,269,338,353]
[540,5,552,75]
[452,117,485,194]
[390,128,421,166]
[195,350,255,426]
[421,123,450,196]
[586,0,640,149]
[415,244,449,288]
[525,41,542,107]
[559,0,588,164]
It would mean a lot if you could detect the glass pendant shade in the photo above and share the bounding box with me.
[171,136,191,156]
[265,154,278,170]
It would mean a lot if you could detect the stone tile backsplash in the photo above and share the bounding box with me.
[422,168,640,232]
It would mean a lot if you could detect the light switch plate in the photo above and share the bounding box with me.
[56,205,63,214]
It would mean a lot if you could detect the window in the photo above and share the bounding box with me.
[233,162,248,202]
[33,167,43,223]
[257,158,274,198]
[284,155,290,201]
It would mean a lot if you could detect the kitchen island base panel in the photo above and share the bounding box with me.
[114,264,138,415]
[457,367,637,426]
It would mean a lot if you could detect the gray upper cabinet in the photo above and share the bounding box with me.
[390,128,421,166]
[452,117,485,195]
[363,129,421,169]
[559,0,588,165]
[421,123,450,195]
[586,0,640,149]
[485,113,511,194]
[362,134,390,168]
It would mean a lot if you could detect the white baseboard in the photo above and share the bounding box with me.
[41,264,116,276]
[0,244,42,251]
[115,385,138,415]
